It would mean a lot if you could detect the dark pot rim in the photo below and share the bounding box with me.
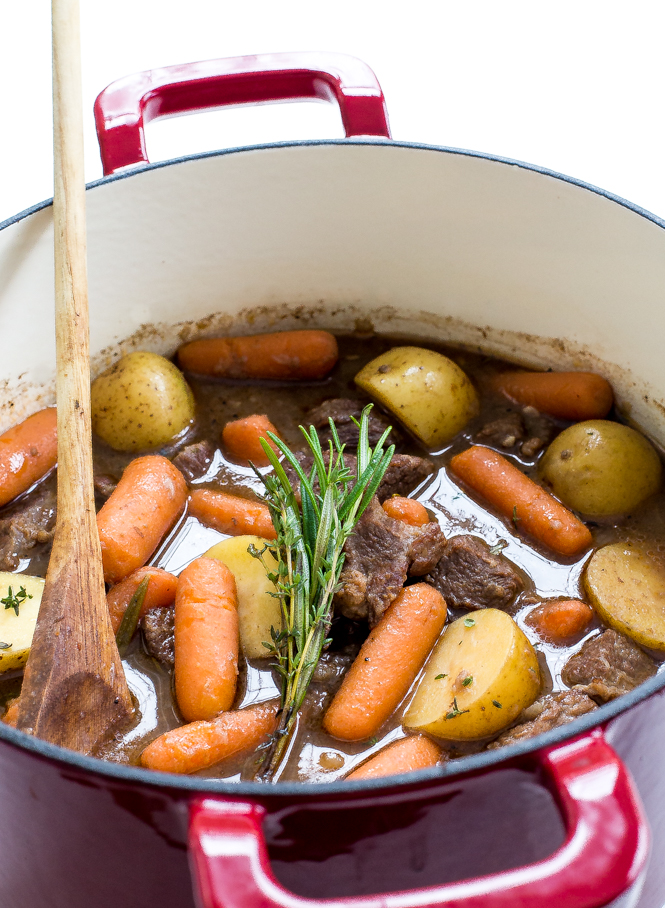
[2,137,664,799]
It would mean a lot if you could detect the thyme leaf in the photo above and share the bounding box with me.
[1,585,32,617]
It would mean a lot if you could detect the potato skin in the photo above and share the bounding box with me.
[204,535,281,658]
[540,420,661,518]
[91,352,195,452]
[403,609,540,740]
[585,542,665,650]
[354,347,479,448]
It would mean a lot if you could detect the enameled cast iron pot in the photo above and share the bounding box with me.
[1,53,665,908]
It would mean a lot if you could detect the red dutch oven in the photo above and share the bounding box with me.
[0,52,663,908]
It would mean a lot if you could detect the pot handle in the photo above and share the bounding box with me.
[188,731,648,908]
[94,52,391,175]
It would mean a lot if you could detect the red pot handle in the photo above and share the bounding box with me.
[188,731,648,908]
[94,52,391,175]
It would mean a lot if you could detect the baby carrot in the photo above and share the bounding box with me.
[189,489,276,540]
[449,446,592,556]
[0,408,57,508]
[382,496,430,527]
[346,735,442,781]
[492,371,613,421]
[97,455,188,584]
[177,330,339,381]
[323,583,447,742]
[140,701,278,774]
[106,566,178,634]
[222,414,281,467]
[175,557,239,723]
[2,698,19,728]
[525,598,594,645]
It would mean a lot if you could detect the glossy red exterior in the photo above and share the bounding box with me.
[93,52,392,175]
[188,732,648,908]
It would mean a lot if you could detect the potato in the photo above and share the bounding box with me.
[0,572,44,672]
[540,420,661,518]
[204,535,281,658]
[91,351,195,452]
[403,609,540,739]
[585,542,665,650]
[354,347,479,449]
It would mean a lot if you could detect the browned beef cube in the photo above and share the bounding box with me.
[426,535,523,611]
[93,473,118,501]
[0,485,56,571]
[475,412,526,448]
[487,690,597,749]
[306,398,400,448]
[142,606,175,667]
[334,497,446,626]
[172,440,215,483]
[561,629,657,701]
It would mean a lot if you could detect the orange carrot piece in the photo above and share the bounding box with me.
[492,371,613,421]
[382,497,430,527]
[141,701,278,774]
[175,557,239,723]
[106,566,178,634]
[177,330,339,381]
[449,446,592,556]
[189,489,276,540]
[97,455,188,584]
[3,698,19,728]
[323,583,447,742]
[0,408,57,508]
[222,414,281,467]
[525,599,594,645]
[346,735,442,780]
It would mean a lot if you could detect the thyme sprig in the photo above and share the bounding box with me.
[251,405,394,781]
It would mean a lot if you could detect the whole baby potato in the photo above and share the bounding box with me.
[540,420,661,518]
[403,609,540,740]
[354,347,479,448]
[91,351,195,452]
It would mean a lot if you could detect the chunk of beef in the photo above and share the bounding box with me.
[306,399,401,448]
[475,412,526,448]
[172,440,215,483]
[426,535,523,611]
[284,452,434,503]
[0,486,56,571]
[334,497,446,626]
[311,649,356,687]
[487,690,597,749]
[142,606,175,667]
[520,407,558,458]
[94,474,118,501]
[561,629,657,702]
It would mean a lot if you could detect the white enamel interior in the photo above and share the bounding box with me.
[1,142,665,438]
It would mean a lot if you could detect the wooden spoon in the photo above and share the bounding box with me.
[16,0,133,752]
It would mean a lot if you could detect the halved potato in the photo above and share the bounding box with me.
[403,609,540,739]
[204,535,281,658]
[584,542,665,650]
[0,572,44,672]
[354,347,479,449]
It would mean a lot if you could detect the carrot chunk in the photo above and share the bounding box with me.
[492,371,613,421]
[97,455,188,584]
[2,698,19,728]
[188,489,276,540]
[382,497,429,527]
[106,566,177,633]
[346,735,442,780]
[526,598,594,645]
[0,408,57,508]
[449,446,592,556]
[175,557,239,723]
[323,583,447,742]
[140,701,278,774]
[222,414,281,467]
[177,330,338,381]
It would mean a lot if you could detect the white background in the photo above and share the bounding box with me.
[1,1,664,224]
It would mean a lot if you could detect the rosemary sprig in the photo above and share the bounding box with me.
[251,405,394,781]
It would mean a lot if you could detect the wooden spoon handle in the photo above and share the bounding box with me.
[17,0,133,752]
